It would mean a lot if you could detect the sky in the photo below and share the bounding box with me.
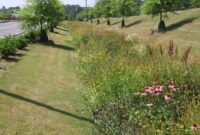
[0,0,96,8]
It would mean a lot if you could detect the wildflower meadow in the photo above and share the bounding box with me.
[68,22,200,135]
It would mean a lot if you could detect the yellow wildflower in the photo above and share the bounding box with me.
[156,129,161,133]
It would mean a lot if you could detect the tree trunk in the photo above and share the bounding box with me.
[183,0,189,9]
[39,18,48,41]
[97,19,100,25]
[40,30,49,42]
[90,19,93,23]
[160,12,162,22]
[50,25,54,32]
[121,16,125,28]
[158,12,166,32]
[107,18,110,26]
[40,19,43,31]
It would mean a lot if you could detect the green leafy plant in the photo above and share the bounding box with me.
[0,36,17,58]
[0,35,28,58]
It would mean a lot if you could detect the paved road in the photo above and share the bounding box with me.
[0,22,22,37]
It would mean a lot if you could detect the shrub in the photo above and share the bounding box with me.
[0,35,28,58]
[12,36,28,50]
[0,25,50,58]
[69,22,200,135]
[24,29,40,42]
[0,36,17,58]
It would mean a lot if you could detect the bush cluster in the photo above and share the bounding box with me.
[0,28,43,58]
[24,29,41,42]
[0,35,27,58]
[69,22,200,135]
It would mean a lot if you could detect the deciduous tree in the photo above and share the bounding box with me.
[190,0,200,8]
[141,0,181,32]
[96,0,112,25]
[19,0,64,41]
[47,0,64,32]
[111,0,135,27]
[93,6,102,24]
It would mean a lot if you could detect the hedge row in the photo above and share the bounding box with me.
[0,29,41,58]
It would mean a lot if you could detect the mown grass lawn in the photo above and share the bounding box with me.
[0,24,93,134]
[94,8,200,55]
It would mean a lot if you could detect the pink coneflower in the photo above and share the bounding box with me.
[140,92,147,97]
[155,85,164,92]
[144,86,154,93]
[168,85,178,91]
[188,59,193,65]
[153,92,160,97]
[146,103,153,107]
[191,123,199,132]
[164,94,173,101]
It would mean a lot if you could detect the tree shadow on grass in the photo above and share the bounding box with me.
[41,40,75,51]
[13,53,25,57]
[20,48,29,51]
[4,57,20,63]
[56,27,68,32]
[4,52,25,63]
[125,20,142,28]
[52,31,66,36]
[112,21,121,25]
[99,20,107,24]
[167,16,199,31]
[0,89,94,124]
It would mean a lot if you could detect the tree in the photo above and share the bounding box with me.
[0,6,20,20]
[64,5,84,20]
[18,6,39,30]
[88,8,95,23]
[47,0,64,32]
[182,0,189,9]
[96,0,112,25]
[141,0,181,32]
[19,0,64,41]
[190,0,200,8]
[93,6,102,24]
[0,6,6,12]
[76,9,88,21]
[111,0,135,27]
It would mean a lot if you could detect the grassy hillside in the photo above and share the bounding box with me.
[0,25,93,134]
[94,8,200,55]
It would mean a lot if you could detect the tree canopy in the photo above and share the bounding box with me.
[64,5,84,20]
[77,0,142,26]
[0,6,20,20]
[96,0,113,25]
[141,0,182,32]
[190,0,200,8]
[75,0,199,30]
[111,0,136,27]
[19,0,64,41]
